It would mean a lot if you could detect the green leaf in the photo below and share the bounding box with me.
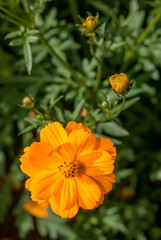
[72,99,85,120]
[78,15,85,23]
[14,205,34,238]
[5,30,21,39]
[27,35,38,43]
[9,38,24,46]
[18,125,35,135]
[23,39,32,75]
[54,106,65,122]
[100,121,129,137]
[49,95,64,110]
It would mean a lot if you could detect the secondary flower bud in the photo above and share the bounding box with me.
[83,16,98,32]
[109,73,130,94]
[101,101,109,109]
[22,96,35,109]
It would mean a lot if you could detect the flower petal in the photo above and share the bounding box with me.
[20,147,39,177]
[28,142,57,170]
[66,121,91,135]
[23,200,49,218]
[40,122,68,148]
[79,150,114,176]
[50,201,79,219]
[75,174,101,209]
[95,138,117,160]
[56,142,77,162]
[92,173,115,194]
[51,177,78,211]
[69,129,95,156]
[29,170,58,201]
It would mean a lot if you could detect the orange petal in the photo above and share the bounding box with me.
[55,142,77,162]
[66,121,91,135]
[50,201,79,219]
[40,122,68,148]
[68,129,95,156]
[78,150,114,176]
[92,173,115,194]
[25,178,33,189]
[29,170,58,201]
[75,174,101,209]
[20,147,39,177]
[51,177,78,211]
[94,194,104,208]
[23,200,49,218]
[95,138,117,160]
[28,142,59,170]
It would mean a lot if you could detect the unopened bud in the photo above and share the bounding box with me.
[109,73,130,95]
[22,96,35,109]
[101,101,109,109]
[83,16,98,32]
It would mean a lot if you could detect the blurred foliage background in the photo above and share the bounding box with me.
[0,0,161,239]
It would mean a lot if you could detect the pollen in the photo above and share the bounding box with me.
[58,161,79,177]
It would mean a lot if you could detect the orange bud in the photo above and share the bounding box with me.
[84,16,98,32]
[109,73,130,94]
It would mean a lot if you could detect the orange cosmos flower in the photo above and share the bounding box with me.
[23,200,49,218]
[20,121,116,219]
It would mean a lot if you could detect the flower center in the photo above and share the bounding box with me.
[58,161,79,177]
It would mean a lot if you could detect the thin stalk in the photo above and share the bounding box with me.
[89,36,100,63]
[68,0,79,23]
[0,6,29,27]
[38,32,83,83]
[121,10,161,72]
[92,60,102,94]
[0,12,22,26]
[86,96,126,127]
[137,10,161,45]
[102,95,126,121]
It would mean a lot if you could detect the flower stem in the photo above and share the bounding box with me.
[0,6,29,27]
[89,36,100,63]
[121,10,161,72]
[68,0,79,23]
[86,96,126,127]
[102,95,126,121]
[136,10,161,45]
[38,32,83,83]
[0,12,22,26]
[92,59,103,94]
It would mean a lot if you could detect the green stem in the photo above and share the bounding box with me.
[92,60,102,94]
[136,10,161,45]
[103,95,126,120]
[68,0,79,23]
[0,12,22,26]
[89,36,100,63]
[33,107,44,120]
[121,10,161,72]
[86,96,126,127]
[38,32,83,83]
[0,6,29,27]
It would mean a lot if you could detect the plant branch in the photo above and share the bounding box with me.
[86,96,126,127]
[0,6,29,27]
[89,36,100,63]
[38,32,83,83]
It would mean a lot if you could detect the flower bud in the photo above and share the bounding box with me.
[83,16,98,32]
[101,101,109,109]
[22,96,35,109]
[109,73,130,94]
